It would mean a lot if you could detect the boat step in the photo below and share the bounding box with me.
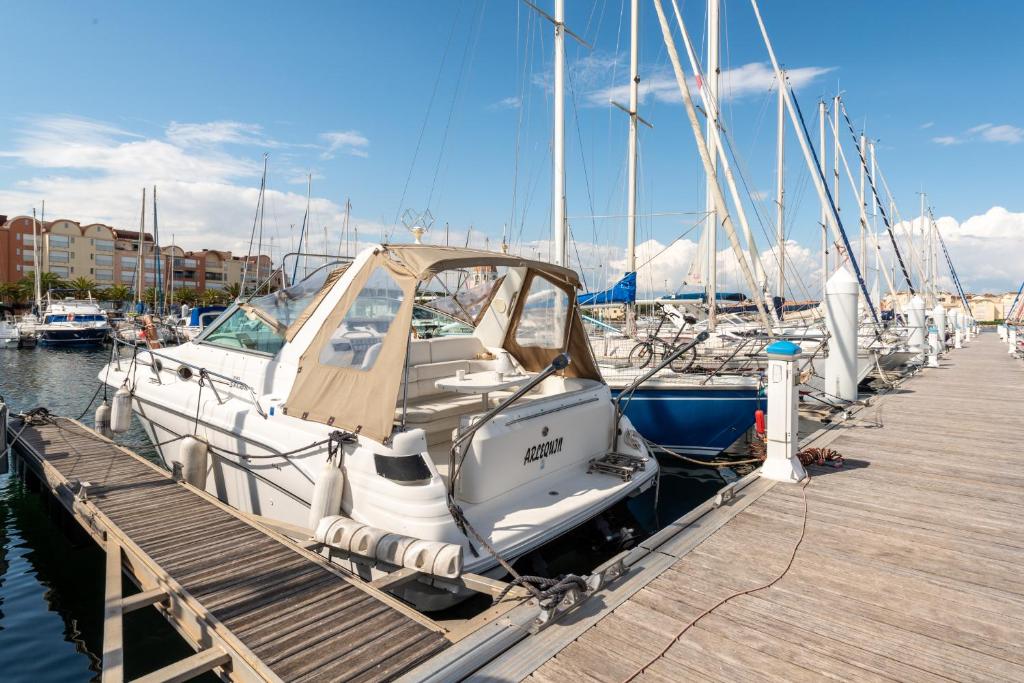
[587,452,647,481]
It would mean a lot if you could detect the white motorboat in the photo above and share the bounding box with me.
[0,315,20,348]
[37,294,111,346]
[101,245,658,609]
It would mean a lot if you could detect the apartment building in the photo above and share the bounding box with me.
[0,214,272,293]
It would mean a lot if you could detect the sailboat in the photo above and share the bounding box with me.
[581,0,762,459]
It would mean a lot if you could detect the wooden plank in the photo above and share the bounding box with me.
[121,587,170,614]
[102,540,125,683]
[133,648,230,683]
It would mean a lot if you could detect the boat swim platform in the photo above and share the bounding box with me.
[5,415,448,682]
[406,330,1024,682]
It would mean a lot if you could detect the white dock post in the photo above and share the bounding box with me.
[761,340,806,483]
[954,327,963,349]
[927,325,940,367]
[932,305,947,353]
[998,323,1007,341]
[907,295,926,362]
[1009,327,1017,355]
[825,267,859,402]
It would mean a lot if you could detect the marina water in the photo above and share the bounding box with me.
[0,346,728,679]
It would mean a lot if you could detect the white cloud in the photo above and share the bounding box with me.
[920,121,934,129]
[0,115,380,257]
[932,123,1023,146]
[970,123,1024,144]
[166,120,275,147]
[489,96,522,110]
[319,130,369,159]
[587,61,834,107]
[888,207,1024,292]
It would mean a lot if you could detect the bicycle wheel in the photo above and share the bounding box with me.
[628,342,654,368]
[669,345,697,373]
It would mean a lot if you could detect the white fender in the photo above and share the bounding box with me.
[179,435,209,489]
[94,400,113,439]
[307,461,345,532]
[110,386,132,434]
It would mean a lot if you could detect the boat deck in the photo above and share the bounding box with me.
[6,415,448,682]
[461,330,1024,681]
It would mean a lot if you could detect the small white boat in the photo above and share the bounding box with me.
[0,315,19,348]
[102,245,658,610]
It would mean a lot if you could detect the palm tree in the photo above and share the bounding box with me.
[200,289,225,306]
[175,287,199,307]
[68,276,98,298]
[225,282,242,300]
[19,272,66,300]
[0,282,23,304]
[103,284,132,310]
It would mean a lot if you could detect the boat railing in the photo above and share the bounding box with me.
[698,335,771,384]
[613,331,710,437]
[110,336,268,418]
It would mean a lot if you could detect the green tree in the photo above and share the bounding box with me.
[102,285,132,309]
[68,276,98,298]
[224,282,242,300]
[18,272,66,299]
[200,288,225,306]
[0,282,24,304]
[175,287,199,307]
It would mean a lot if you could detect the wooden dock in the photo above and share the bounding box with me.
[446,330,1024,682]
[6,415,448,682]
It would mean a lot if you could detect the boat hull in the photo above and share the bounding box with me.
[38,327,109,346]
[612,384,761,459]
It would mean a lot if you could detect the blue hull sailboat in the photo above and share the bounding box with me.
[610,375,762,459]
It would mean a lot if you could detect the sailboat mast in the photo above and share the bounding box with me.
[552,0,567,268]
[339,197,352,257]
[833,94,841,227]
[921,191,931,304]
[624,0,639,335]
[152,185,162,314]
[32,206,42,309]
[749,0,880,325]
[136,187,146,309]
[858,132,867,270]
[705,0,720,331]
[775,70,785,302]
[169,234,176,308]
[652,0,773,331]
[818,101,827,297]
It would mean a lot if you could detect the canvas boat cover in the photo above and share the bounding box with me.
[285,245,599,442]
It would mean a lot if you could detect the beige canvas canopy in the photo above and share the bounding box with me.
[285,245,600,442]
[384,244,582,288]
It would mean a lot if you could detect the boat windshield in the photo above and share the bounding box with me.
[199,262,345,356]
[201,306,286,354]
[247,263,344,330]
[44,314,105,323]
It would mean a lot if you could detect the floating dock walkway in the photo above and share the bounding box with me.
[5,415,447,682]
[449,330,1024,682]
[6,331,1022,682]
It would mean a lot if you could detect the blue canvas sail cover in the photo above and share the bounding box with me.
[579,271,636,305]
[660,291,748,302]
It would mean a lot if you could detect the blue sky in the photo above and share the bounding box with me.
[2,1,1022,294]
